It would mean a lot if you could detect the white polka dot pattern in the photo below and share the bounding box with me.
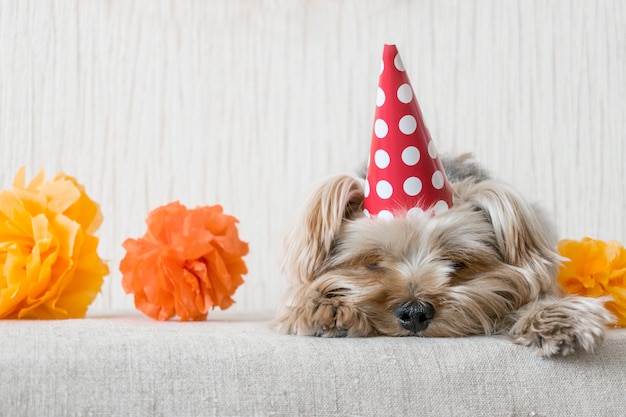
[374,119,388,139]
[433,200,449,214]
[363,44,453,219]
[407,207,425,217]
[428,140,438,159]
[401,146,420,166]
[376,87,386,107]
[394,53,405,71]
[403,177,422,196]
[397,84,412,104]
[374,149,390,169]
[431,170,445,189]
[376,180,393,199]
[399,115,417,135]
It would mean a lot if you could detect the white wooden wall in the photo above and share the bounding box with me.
[2,1,624,316]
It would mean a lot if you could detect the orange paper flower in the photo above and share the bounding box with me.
[557,237,626,327]
[120,201,248,321]
[0,168,109,319]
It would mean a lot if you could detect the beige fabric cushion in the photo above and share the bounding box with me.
[1,317,625,416]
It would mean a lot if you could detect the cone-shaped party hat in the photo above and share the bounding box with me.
[363,44,453,219]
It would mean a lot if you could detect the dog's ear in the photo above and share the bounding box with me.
[282,175,364,284]
[456,180,561,275]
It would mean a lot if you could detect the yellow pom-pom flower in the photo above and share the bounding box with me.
[0,168,109,319]
[557,237,626,327]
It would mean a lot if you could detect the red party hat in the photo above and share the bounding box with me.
[363,44,453,219]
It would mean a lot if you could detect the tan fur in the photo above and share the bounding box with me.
[275,156,614,357]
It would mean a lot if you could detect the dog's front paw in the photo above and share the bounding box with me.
[275,284,373,337]
[508,296,613,357]
[309,297,354,337]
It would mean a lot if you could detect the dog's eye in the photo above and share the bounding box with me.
[451,262,466,271]
[440,257,465,271]
[324,288,348,298]
[366,262,381,271]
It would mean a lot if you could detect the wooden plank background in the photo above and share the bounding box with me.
[1,0,624,316]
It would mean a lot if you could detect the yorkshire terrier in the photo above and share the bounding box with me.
[275,154,613,357]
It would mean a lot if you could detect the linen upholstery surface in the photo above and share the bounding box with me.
[1,317,625,416]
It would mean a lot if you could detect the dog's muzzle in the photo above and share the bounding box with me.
[396,302,435,333]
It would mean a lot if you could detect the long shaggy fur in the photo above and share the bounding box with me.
[275,154,613,357]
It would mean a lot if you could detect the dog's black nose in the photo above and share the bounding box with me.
[396,302,435,333]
